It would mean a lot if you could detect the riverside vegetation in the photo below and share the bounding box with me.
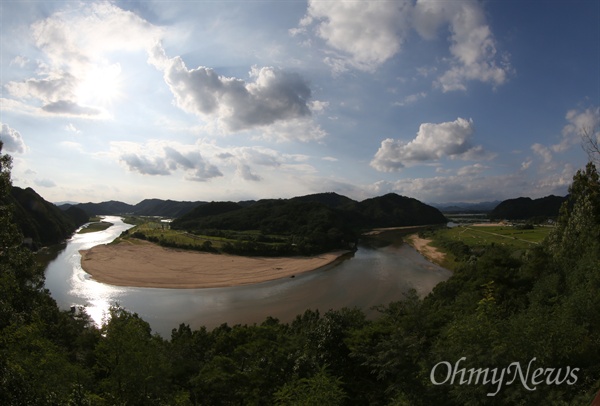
[1,140,600,405]
[116,193,448,257]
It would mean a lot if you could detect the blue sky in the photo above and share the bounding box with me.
[1,0,598,204]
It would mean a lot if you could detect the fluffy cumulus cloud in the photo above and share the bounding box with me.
[0,123,27,154]
[413,0,511,91]
[370,117,487,171]
[149,44,324,140]
[370,163,571,203]
[529,106,600,164]
[564,107,600,136]
[563,107,600,154]
[5,3,162,117]
[115,142,223,182]
[294,0,411,72]
[295,0,510,90]
[113,140,316,183]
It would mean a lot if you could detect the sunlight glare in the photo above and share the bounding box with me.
[77,63,123,106]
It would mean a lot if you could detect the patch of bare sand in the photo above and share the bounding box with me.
[405,234,446,264]
[80,241,349,289]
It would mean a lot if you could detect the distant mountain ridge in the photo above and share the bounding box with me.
[61,199,207,218]
[489,195,567,220]
[172,192,447,233]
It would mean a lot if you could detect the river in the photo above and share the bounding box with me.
[44,216,451,337]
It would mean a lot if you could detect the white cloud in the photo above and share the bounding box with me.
[0,123,27,154]
[457,163,487,176]
[114,141,223,181]
[9,56,29,68]
[65,123,81,134]
[394,92,427,107]
[5,3,162,117]
[562,106,600,149]
[34,178,57,188]
[298,0,412,72]
[111,140,319,184]
[369,163,571,203]
[149,43,324,141]
[370,117,487,171]
[295,0,511,90]
[564,107,600,135]
[531,143,553,164]
[413,0,511,92]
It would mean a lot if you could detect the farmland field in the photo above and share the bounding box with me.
[437,225,553,250]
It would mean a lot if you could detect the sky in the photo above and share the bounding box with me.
[1,0,599,205]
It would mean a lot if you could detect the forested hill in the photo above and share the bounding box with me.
[170,192,447,253]
[63,198,207,218]
[354,193,447,227]
[9,186,89,249]
[173,192,446,231]
[489,195,568,220]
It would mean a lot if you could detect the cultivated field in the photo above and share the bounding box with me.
[438,225,553,250]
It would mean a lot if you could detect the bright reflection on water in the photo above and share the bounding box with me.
[44,217,452,336]
[44,216,132,327]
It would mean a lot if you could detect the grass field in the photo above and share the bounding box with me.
[119,217,290,251]
[414,225,555,269]
[438,225,553,250]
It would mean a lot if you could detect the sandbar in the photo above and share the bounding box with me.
[404,234,446,265]
[80,241,350,289]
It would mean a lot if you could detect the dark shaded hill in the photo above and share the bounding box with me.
[132,199,206,218]
[171,192,447,254]
[171,198,357,253]
[173,201,243,229]
[10,186,89,248]
[290,192,357,210]
[354,193,448,227]
[432,200,501,213]
[489,195,567,220]
[73,200,135,216]
[69,199,206,217]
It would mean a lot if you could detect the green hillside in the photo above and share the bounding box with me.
[168,192,447,255]
[10,186,89,248]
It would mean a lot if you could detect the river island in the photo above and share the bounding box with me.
[80,240,350,289]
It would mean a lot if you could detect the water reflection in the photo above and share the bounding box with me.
[44,216,451,336]
[44,216,133,327]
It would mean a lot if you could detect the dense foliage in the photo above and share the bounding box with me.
[171,193,447,255]
[1,141,599,405]
[9,186,88,249]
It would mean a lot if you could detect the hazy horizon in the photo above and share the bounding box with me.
[1,1,598,205]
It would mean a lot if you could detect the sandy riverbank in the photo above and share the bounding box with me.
[404,234,446,265]
[80,241,350,289]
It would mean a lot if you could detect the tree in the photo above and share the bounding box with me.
[274,366,346,406]
[0,142,93,405]
[94,306,172,405]
[548,162,600,261]
[581,127,600,165]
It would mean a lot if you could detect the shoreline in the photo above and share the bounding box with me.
[80,241,350,289]
[404,233,446,266]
